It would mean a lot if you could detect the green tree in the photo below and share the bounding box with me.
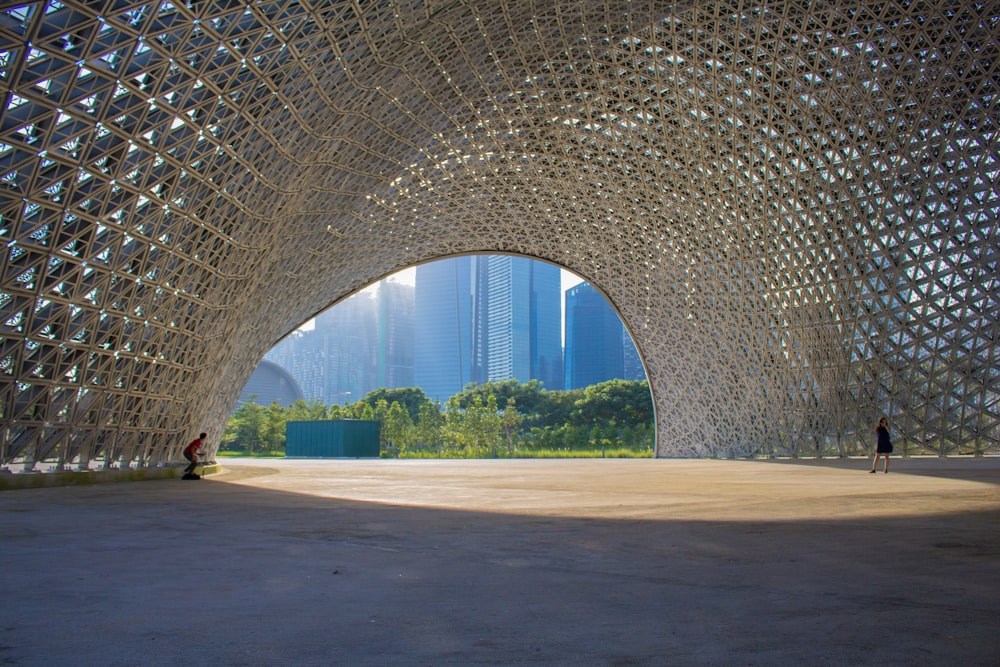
[227,400,266,453]
[527,423,586,450]
[453,379,547,413]
[223,379,654,458]
[347,400,373,420]
[500,397,523,455]
[260,401,288,452]
[458,394,501,457]
[536,388,582,428]
[413,401,445,451]
[383,401,414,456]
[220,414,240,451]
[452,379,561,434]
[363,387,431,424]
[357,402,376,421]
[570,380,652,429]
[287,398,327,422]
[444,395,473,454]
[374,398,390,448]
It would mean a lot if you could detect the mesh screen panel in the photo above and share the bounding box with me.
[0,1,997,465]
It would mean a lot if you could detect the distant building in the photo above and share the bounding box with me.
[262,278,416,407]
[236,359,305,407]
[484,256,563,390]
[622,328,645,381]
[255,259,637,411]
[319,293,377,403]
[413,255,564,400]
[377,280,415,389]
[564,282,625,389]
[414,257,477,402]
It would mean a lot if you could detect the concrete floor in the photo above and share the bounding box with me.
[1,457,998,666]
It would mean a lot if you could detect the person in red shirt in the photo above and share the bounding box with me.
[183,433,206,476]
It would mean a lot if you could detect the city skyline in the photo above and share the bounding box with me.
[252,256,640,408]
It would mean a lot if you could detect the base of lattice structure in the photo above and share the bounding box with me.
[0,464,223,490]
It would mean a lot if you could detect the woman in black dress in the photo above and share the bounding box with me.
[870,417,892,473]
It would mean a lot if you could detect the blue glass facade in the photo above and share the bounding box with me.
[564,282,625,389]
[527,260,564,391]
[414,257,476,402]
[622,328,645,381]
[377,280,415,389]
[484,257,563,390]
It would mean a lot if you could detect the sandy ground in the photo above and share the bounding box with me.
[2,456,998,666]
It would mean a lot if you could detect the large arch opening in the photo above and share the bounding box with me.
[228,254,655,460]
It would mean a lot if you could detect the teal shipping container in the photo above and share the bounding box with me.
[285,420,380,458]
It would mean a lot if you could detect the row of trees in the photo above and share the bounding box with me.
[222,379,654,458]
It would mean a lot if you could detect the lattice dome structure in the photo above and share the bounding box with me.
[1,1,998,469]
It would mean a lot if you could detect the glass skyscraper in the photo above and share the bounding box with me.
[413,255,563,399]
[258,260,641,407]
[622,328,645,381]
[483,256,563,390]
[414,257,477,402]
[376,280,415,389]
[564,282,626,390]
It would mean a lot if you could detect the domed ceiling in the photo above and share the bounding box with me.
[1,1,997,466]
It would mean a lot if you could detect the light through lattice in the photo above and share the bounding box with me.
[0,1,997,468]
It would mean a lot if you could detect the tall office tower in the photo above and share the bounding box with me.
[470,257,491,386]
[564,282,625,390]
[376,280,415,389]
[414,257,477,402]
[484,256,563,390]
[622,328,646,381]
[485,256,516,382]
[529,260,564,390]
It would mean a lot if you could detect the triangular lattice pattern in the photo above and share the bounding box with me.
[1,1,998,467]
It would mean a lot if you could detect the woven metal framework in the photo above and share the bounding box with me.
[1,1,998,467]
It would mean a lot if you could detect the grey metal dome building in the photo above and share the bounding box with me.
[236,359,304,410]
[1,1,997,468]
